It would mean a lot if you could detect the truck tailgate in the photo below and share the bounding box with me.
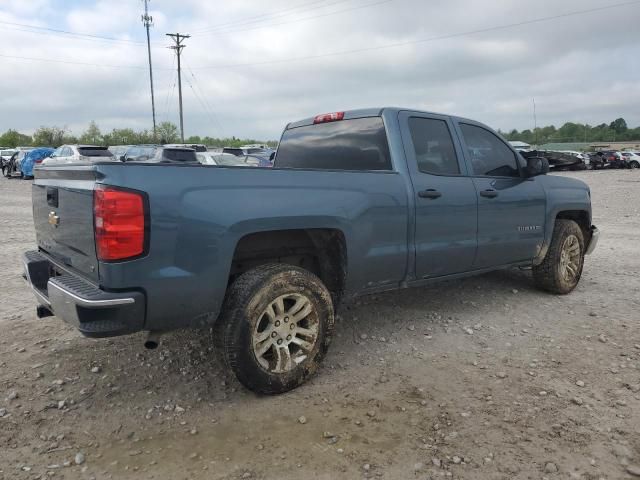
[32,167,99,281]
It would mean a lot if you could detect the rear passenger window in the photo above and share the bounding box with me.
[460,124,520,177]
[275,117,392,171]
[408,118,460,175]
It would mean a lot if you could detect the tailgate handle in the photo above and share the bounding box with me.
[46,188,59,207]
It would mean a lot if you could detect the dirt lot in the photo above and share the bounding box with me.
[1,170,639,480]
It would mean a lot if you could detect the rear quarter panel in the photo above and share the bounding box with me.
[95,164,410,331]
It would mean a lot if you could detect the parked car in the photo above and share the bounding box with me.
[120,145,159,161]
[196,152,250,166]
[165,143,208,152]
[42,145,114,165]
[1,148,17,170]
[23,107,598,394]
[222,146,271,157]
[108,145,133,159]
[523,150,586,171]
[620,152,640,169]
[244,154,274,167]
[20,148,55,178]
[594,151,626,169]
[560,151,591,168]
[124,146,198,163]
[4,148,34,178]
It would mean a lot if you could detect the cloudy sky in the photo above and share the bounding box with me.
[0,0,639,140]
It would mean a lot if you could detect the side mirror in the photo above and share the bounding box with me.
[119,155,126,162]
[525,156,549,177]
[269,152,275,161]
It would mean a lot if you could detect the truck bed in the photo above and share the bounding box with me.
[32,163,410,332]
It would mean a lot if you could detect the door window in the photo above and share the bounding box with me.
[460,124,520,177]
[408,118,460,175]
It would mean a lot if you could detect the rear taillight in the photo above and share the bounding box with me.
[94,186,146,261]
[35,159,44,164]
[313,111,345,124]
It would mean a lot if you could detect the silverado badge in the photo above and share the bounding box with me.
[48,211,59,227]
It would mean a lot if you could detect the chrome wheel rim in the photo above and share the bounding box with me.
[559,234,581,282]
[252,293,319,373]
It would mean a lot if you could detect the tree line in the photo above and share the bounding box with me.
[2,118,638,150]
[0,121,278,149]
[500,118,640,146]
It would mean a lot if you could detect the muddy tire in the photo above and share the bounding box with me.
[533,220,585,294]
[214,263,334,395]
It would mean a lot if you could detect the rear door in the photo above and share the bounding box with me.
[455,121,546,267]
[399,112,478,278]
[32,168,99,281]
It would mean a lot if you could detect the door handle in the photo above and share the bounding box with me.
[480,189,498,198]
[418,189,442,199]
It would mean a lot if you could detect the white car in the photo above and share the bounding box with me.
[560,150,590,167]
[620,152,640,169]
[196,152,250,166]
[42,145,114,165]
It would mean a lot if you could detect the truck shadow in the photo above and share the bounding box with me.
[46,268,539,405]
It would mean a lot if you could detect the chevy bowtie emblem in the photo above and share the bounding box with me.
[48,211,60,227]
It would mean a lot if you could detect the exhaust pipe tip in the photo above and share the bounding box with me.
[144,332,161,350]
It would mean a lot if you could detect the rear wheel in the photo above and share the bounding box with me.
[533,220,584,294]
[215,263,334,394]
[630,161,640,169]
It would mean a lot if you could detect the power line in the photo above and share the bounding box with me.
[162,58,178,125]
[2,1,638,71]
[0,20,150,45]
[192,0,352,34]
[195,0,391,37]
[0,52,153,69]
[184,60,226,137]
[193,0,640,69]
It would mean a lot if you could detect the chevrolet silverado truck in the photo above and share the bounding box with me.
[23,108,599,394]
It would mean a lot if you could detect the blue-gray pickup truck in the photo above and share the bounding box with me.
[24,107,599,394]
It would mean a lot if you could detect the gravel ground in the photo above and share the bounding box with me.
[1,170,639,480]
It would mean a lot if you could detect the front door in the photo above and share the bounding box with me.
[399,112,478,279]
[455,122,546,268]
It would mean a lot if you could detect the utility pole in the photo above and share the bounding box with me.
[142,0,157,139]
[532,98,538,148]
[166,32,190,142]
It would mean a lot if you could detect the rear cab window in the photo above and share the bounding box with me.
[78,147,114,158]
[275,117,392,171]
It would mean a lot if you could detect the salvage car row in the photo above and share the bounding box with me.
[532,149,640,171]
[0,143,276,178]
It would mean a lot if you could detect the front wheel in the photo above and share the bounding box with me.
[215,263,334,394]
[533,220,585,294]
[630,161,640,169]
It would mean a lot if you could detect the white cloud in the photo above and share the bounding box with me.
[0,0,639,139]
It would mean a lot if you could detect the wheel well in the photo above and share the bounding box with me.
[229,229,347,303]
[556,210,590,239]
